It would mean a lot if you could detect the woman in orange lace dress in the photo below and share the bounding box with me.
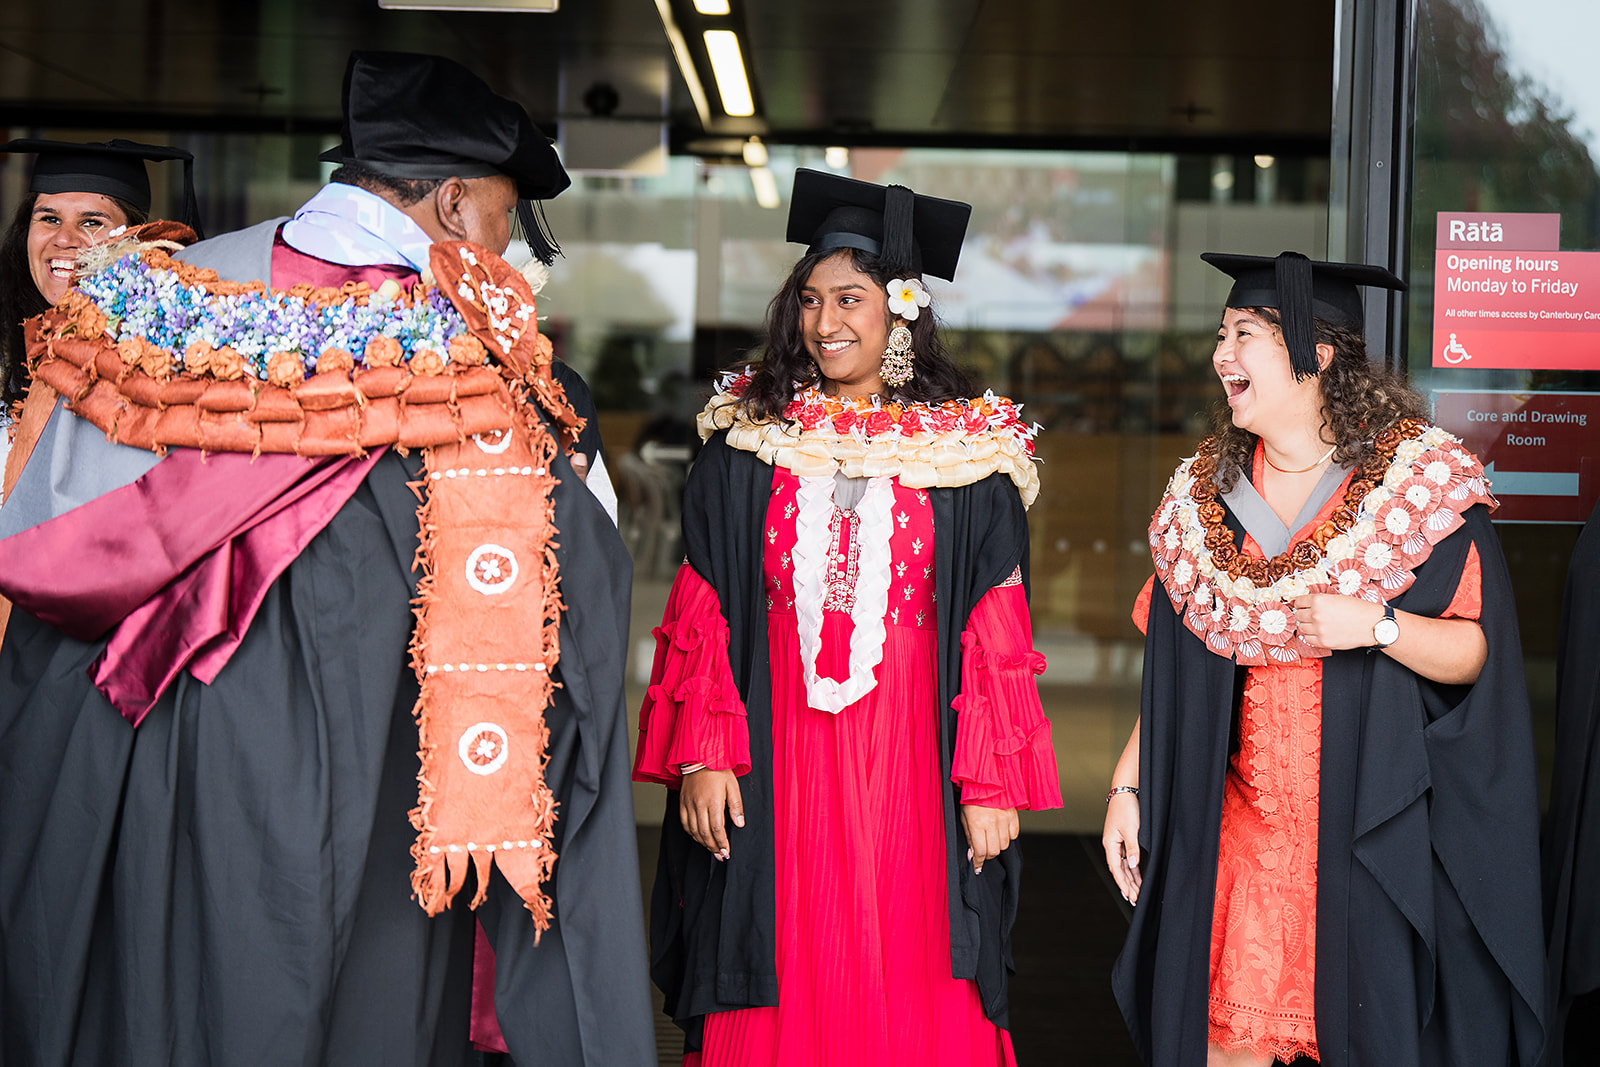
[1103,253,1546,1067]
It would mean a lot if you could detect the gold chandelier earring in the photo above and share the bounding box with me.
[880,319,916,388]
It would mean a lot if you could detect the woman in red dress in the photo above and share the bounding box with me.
[634,169,1061,1065]
[1104,252,1546,1067]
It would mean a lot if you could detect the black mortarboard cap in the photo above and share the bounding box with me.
[1201,251,1407,379]
[785,168,971,281]
[318,51,570,263]
[2,137,202,238]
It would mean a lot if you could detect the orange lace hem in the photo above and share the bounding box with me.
[1208,994,1319,1062]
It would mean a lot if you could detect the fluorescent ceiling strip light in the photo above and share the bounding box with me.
[693,0,730,12]
[750,166,781,209]
[378,0,558,9]
[652,0,712,124]
[703,29,755,117]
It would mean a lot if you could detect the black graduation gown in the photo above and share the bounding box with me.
[1113,501,1546,1067]
[647,431,1030,1047]
[1540,496,1600,1066]
[0,232,654,1066]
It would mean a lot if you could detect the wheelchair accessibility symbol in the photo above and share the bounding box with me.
[1442,333,1472,364]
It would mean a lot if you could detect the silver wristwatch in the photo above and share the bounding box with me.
[1373,603,1400,648]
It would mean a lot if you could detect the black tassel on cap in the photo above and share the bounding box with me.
[516,199,562,266]
[1274,251,1318,380]
[881,184,917,276]
[180,155,205,240]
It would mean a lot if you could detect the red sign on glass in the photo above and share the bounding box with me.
[1432,389,1599,523]
[1431,249,1600,370]
[1435,211,1561,250]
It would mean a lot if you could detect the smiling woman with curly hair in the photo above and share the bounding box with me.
[1207,311,1430,496]
[1106,252,1547,1067]
[735,243,975,423]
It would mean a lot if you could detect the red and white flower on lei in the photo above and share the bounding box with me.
[1146,422,1495,665]
[700,370,1043,507]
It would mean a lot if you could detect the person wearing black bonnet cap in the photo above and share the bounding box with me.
[0,138,199,410]
[1105,251,1546,1067]
[317,50,569,265]
[636,167,1061,1062]
[0,50,652,1067]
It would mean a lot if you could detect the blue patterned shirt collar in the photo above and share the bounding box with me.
[280,182,435,272]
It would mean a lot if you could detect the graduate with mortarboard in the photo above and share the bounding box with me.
[0,138,199,409]
[0,52,653,1067]
[1106,251,1547,1066]
[635,168,1062,1064]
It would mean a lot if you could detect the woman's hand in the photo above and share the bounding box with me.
[1291,592,1382,650]
[1104,717,1143,903]
[1293,592,1488,684]
[960,804,1019,874]
[679,768,744,860]
[1102,793,1142,905]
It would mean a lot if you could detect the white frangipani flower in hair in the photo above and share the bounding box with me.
[886,278,931,320]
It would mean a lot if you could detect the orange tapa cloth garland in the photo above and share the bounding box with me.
[23,233,578,932]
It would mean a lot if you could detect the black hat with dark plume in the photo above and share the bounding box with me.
[319,51,571,263]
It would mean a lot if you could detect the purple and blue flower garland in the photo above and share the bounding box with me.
[76,251,471,382]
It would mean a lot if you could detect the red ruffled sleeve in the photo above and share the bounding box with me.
[950,580,1063,811]
[631,563,751,786]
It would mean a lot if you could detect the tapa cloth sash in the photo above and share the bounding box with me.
[6,235,577,929]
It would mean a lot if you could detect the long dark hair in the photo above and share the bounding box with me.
[1,192,147,408]
[736,246,975,422]
[1211,306,1430,492]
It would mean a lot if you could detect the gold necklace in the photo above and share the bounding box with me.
[1264,444,1336,474]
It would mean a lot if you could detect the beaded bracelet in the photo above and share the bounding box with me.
[1106,785,1140,803]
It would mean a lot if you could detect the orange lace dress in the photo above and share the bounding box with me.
[1134,452,1483,1064]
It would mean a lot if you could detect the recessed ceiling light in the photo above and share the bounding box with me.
[1254,154,1276,169]
[824,146,849,169]
[750,166,780,209]
[693,0,731,13]
[703,29,755,117]
[742,137,768,167]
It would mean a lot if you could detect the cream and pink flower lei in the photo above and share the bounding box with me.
[696,370,1042,507]
[1149,421,1495,665]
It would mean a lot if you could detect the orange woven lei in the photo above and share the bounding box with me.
[1149,421,1496,665]
[25,236,580,932]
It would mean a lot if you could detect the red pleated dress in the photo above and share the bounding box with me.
[636,468,1061,1066]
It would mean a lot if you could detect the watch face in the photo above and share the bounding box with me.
[1374,618,1400,646]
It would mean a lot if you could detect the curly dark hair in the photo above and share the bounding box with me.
[1210,306,1430,492]
[736,246,976,422]
[1,192,147,408]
